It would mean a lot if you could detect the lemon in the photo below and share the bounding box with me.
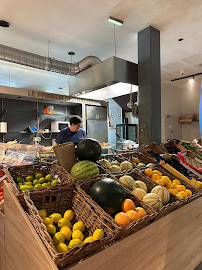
[45,174,53,181]
[43,217,53,227]
[51,180,59,186]
[35,173,43,180]
[15,177,23,184]
[50,213,62,224]
[33,179,39,185]
[56,243,69,253]
[26,175,34,182]
[42,183,49,188]
[68,239,83,250]
[64,210,74,221]
[72,230,84,241]
[73,221,85,232]
[25,181,33,186]
[84,236,94,244]
[34,184,42,190]
[47,224,56,236]
[60,226,72,241]
[39,209,47,219]
[39,177,46,184]
[93,229,104,240]
[52,232,65,246]
[58,218,71,228]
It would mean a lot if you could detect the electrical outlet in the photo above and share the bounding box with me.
[33,137,41,142]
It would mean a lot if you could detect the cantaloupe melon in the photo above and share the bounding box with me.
[143,193,163,210]
[134,181,148,193]
[99,159,111,169]
[151,186,170,204]
[111,161,120,166]
[119,175,136,191]
[109,165,121,172]
[120,161,133,170]
[132,188,147,199]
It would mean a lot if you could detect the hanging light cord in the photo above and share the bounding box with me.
[114,24,117,57]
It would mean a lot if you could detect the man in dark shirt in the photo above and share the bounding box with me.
[53,116,86,146]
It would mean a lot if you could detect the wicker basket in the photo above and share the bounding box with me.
[111,169,181,220]
[23,184,115,269]
[121,152,158,168]
[140,164,200,204]
[3,163,74,201]
[76,175,157,239]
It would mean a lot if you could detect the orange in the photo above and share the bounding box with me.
[161,176,171,186]
[121,199,136,212]
[153,170,162,177]
[173,189,178,195]
[178,191,187,199]
[144,168,153,177]
[165,184,172,189]
[171,183,178,189]
[176,193,183,199]
[151,174,160,181]
[136,207,147,218]
[114,212,132,226]
[156,179,164,186]
[176,185,186,192]
[173,179,181,185]
[125,210,140,222]
[185,189,192,197]
[167,188,175,195]
[132,158,140,164]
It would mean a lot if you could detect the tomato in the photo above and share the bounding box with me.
[0,187,3,192]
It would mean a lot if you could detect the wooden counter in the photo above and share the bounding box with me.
[2,181,202,270]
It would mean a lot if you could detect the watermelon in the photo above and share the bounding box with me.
[151,186,170,204]
[76,138,101,162]
[70,160,99,179]
[89,178,126,214]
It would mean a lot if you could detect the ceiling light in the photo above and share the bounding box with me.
[189,76,194,83]
[108,16,123,26]
[0,20,10,27]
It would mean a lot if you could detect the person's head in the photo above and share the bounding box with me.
[69,116,82,132]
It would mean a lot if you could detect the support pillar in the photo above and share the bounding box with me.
[138,26,161,145]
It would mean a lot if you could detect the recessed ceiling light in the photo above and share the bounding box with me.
[0,20,10,27]
[178,38,184,41]
[108,16,123,26]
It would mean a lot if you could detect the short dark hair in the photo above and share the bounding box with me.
[70,116,82,125]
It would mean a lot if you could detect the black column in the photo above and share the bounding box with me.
[138,26,161,145]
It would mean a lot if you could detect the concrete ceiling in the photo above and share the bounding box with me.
[0,0,202,92]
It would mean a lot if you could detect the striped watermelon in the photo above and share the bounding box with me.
[134,181,148,192]
[70,161,99,179]
[143,193,163,210]
[151,186,170,204]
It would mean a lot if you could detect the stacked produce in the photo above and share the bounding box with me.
[39,208,104,253]
[182,142,202,160]
[99,159,133,172]
[14,173,60,192]
[144,168,193,199]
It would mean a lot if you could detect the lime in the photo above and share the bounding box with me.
[64,210,74,221]
[19,185,27,191]
[93,229,104,240]
[68,239,83,250]
[58,218,71,228]
[72,230,84,241]
[26,185,34,191]
[53,232,65,246]
[46,182,51,187]
[39,209,47,219]
[73,221,85,232]
[47,224,56,236]
[43,217,53,227]
[51,180,59,186]
[21,188,28,193]
[25,181,33,186]
[50,213,62,224]
[26,175,34,182]
[39,177,46,184]
[60,226,72,241]
[33,179,39,185]
[56,243,69,253]
[42,183,49,188]
[18,182,23,186]
[84,236,94,244]
[35,173,43,180]
[15,177,23,184]
[34,184,42,190]
[45,174,53,181]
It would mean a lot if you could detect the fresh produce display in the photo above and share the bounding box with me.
[182,142,202,160]
[143,193,163,210]
[132,157,155,169]
[119,175,137,190]
[70,160,99,179]
[39,209,105,253]
[151,186,170,204]
[76,138,102,162]
[132,188,147,199]
[89,178,126,214]
[144,169,193,199]
[14,173,60,192]
[99,159,133,172]
[114,199,148,225]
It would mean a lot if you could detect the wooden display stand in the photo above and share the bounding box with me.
[1,181,202,270]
